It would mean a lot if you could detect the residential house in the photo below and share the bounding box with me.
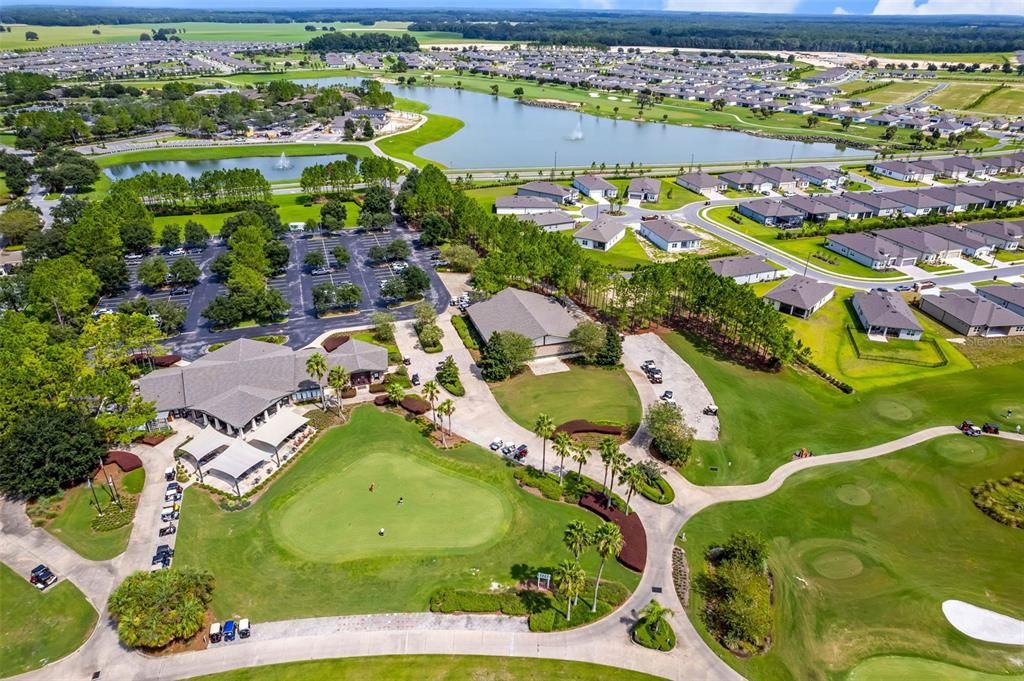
[883,189,951,217]
[517,181,578,205]
[752,167,807,193]
[922,225,993,259]
[781,196,840,223]
[919,291,1024,337]
[676,171,726,196]
[708,255,785,285]
[763,275,835,319]
[573,174,617,200]
[639,218,702,252]
[825,232,901,269]
[846,191,905,218]
[851,289,923,341]
[867,160,935,183]
[792,166,846,190]
[875,227,962,264]
[918,186,987,213]
[738,199,805,227]
[627,177,661,202]
[963,220,1023,251]
[976,284,1024,317]
[815,194,876,220]
[960,183,1020,210]
[516,211,577,232]
[573,217,626,251]
[466,288,578,354]
[720,171,774,194]
[494,196,561,215]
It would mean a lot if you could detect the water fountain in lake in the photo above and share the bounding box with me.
[275,152,292,170]
[568,118,584,141]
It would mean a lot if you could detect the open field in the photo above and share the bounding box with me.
[175,407,639,621]
[848,656,1024,681]
[151,195,359,237]
[926,83,999,110]
[660,330,1024,485]
[0,563,97,678]
[375,113,464,168]
[975,86,1024,115]
[186,656,664,681]
[491,362,643,431]
[875,52,1015,65]
[0,22,473,50]
[580,229,653,270]
[94,143,372,168]
[683,435,1024,681]
[852,81,931,105]
[464,184,517,213]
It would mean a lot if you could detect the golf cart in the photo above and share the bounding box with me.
[30,565,57,590]
[982,422,1000,434]
[164,466,175,482]
[703,404,719,416]
[223,620,236,642]
[239,619,251,639]
[158,524,176,537]
[210,622,222,643]
[489,438,504,451]
[960,420,982,437]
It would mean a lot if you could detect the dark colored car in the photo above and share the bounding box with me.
[158,525,176,537]
[223,620,236,642]
[411,373,420,386]
[30,565,57,590]
[982,423,1000,434]
[514,444,528,461]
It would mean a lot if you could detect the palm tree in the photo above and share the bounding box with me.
[305,352,328,410]
[639,599,673,637]
[327,366,349,418]
[552,431,572,486]
[620,463,646,513]
[571,441,589,479]
[553,559,586,623]
[534,413,555,474]
[590,522,624,612]
[385,381,405,406]
[598,437,618,500]
[608,451,629,509]
[422,379,440,428]
[563,520,591,562]
[438,398,455,442]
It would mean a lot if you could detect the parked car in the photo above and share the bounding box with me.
[648,370,663,384]
[311,267,332,276]
[170,287,190,296]
[915,281,936,291]
[168,248,186,256]
[210,622,222,643]
[158,524,176,537]
[151,553,172,567]
[239,618,251,639]
[411,373,420,386]
[660,390,674,401]
[640,214,657,221]
[160,505,179,522]
[514,444,528,460]
[501,443,517,456]
[156,544,174,558]
[960,420,982,437]
[30,565,57,590]
[125,253,145,261]
[164,467,175,482]
[982,422,1000,434]
[164,490,182,503]
[640,360,656,371]
[894,285,913,292]
[402,357,412,366]
[223,620,236,642]
[392,262,408,272]
[489,438,504,451]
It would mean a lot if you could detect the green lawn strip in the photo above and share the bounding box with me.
[682,435,1024,680]
[926,82,1000,110]
[580,229,653,270]
[350,331,402,363]
[845,168,926,188]
[778,288,972,392]
[491,362,643,431]
[848,656,1024,681]
[660,330,1024,485]
[184,656,663,681]
[39,475,140,560]
[993,250,1024,263]
[375,113,465,168]
[0,563,97,677]
[876,52,1014,64]
[94,143,373,168]
[151,194,359,237]
[705,207,906,280]
[175,407,638,621]
[464,184,518,213]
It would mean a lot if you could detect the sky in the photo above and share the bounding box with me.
[4,0,1024,14]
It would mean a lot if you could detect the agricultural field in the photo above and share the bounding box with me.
[858,81,931,105]
[926,83,999,110]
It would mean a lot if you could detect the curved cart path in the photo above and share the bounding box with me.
[5,323,1023,681]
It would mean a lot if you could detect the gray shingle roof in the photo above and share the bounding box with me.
[764,275,834,310]
[574,217,625,244]
[708,255,777,278]
[853,290,922,332]
[574,174,615,192]
[495,196,559,210]
[641,218,701,244]
[517,210,575,229]
[628,177,660,194]
[466,288,577,343]
[923,291,1024,328]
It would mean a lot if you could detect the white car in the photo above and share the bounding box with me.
[168,248,186,256]
[489,438,504,451]
[125,253,145,261]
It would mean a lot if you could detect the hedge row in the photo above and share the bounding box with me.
[451,315,480,351]
[429,588,536,617]
[555,420,623,436]
[637,476,675,505]
[795,355,854,394]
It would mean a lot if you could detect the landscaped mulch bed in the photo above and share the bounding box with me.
[138,433,169,446]
[400,395,431,415]
[579,491,646,572]
[103,451,143,473]
[555,420,623,436]
[321,333,351,352]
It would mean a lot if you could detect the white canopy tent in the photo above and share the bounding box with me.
[177,427,233,470]
[202,440,267,495]
[247,410,308,459]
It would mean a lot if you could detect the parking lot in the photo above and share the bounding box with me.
[100,247,223,312]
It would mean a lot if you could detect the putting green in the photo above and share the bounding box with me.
[811,551,864,580]
[937,438,988,464]
[273,450,508,561]
[836,484,871,506]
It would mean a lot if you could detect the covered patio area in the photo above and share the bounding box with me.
[247,410,311,464]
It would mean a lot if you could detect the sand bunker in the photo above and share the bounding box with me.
[942,600,1024,645]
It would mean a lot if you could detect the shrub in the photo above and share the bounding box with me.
[695,531,772,655]
[429,588,540,617]
[91,496,138,531]
[514,465,563,501]
[637,476,675,505]
[451,315,480,351]
[633,616,676,651]
[107,568,214,648]
[400,395,431,415]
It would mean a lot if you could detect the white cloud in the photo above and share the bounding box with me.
[833,5,850,12]
[663,0,801,11]
[871,0,1024,14]
[580,0,616,9]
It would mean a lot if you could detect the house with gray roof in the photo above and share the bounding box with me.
[707,255,785,285]
[517,181,578,205]
[639,218,702,252]
[919,291,1024,337]
[922,225,993,258]
[763,275,835,319]
[627,177,661,202]
[738,199,805,228]
[516,210,577,232]
[494,195,560,215]
[466,287,577,352]
[867,160,935,183]
[573,217,626,251]
[960,183,1021,209]
[875,227,962,264]
[919,186,987,213]
[825,232,901,269]
[815,194,876,221]
[963,220,1023,251]
[137,338,387,436]
[573,174,617,199]
[676,171,726,196]
[852,289,923,341]
[976,284,1024,317]
[792,165,846,190]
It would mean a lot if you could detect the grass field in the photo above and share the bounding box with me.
[0,22,474,50]
[152,195,359,237]
[926,83,999,110]
[186,656,664,681]
[779,288,973,391]
[660,330,1024,485]
[682,435,1024,681]
[464,184,517,213]
[39,468,144,561]
[491,363,643,431]
[848,81,930,106]
[94,143,372,168]
[375,114,465,168]
[580,229,652,270]
[175,407,639,621]
[0,563,97,677]
[847,656,1024,681]
[875,52,1014,65]
[974,86,1024,115]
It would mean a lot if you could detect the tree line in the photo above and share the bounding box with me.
[117,168,271,212]
[306,32,419,53]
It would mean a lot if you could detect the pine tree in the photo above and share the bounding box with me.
[597,324,623,366]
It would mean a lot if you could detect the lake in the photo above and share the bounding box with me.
[104,153,363,182]
[297,76,870,169]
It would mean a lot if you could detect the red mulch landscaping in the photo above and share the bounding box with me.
[103,450,143,472]
[400,395,431,415]
[373,395,390,406]
[555,420,623,436]
[579,491,646,572]
[138,433,169,446]
[129,353,181,368]
[321,334,351,352]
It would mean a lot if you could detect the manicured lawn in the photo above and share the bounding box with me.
[152,195,359,238]
[926,82,998,110]
[778,288,972,391]
[0,563,97,678]
[609,178,704,210]
[491,362,643,430]
[722,188,762,199]
[154,211,238,237]
[175,408,639,621]
[847,656,1024,681]
[40,468,145,561]
[682,435,1024,681]
[856,81,930,105]
[375,113,465,168]
[94,143,373,168]
[876,52,1014,64]
[464,184,517,213]
[659,330,1024,485]
[580,229,652,270]
[846,168,925,188]
[186,656,663,681]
